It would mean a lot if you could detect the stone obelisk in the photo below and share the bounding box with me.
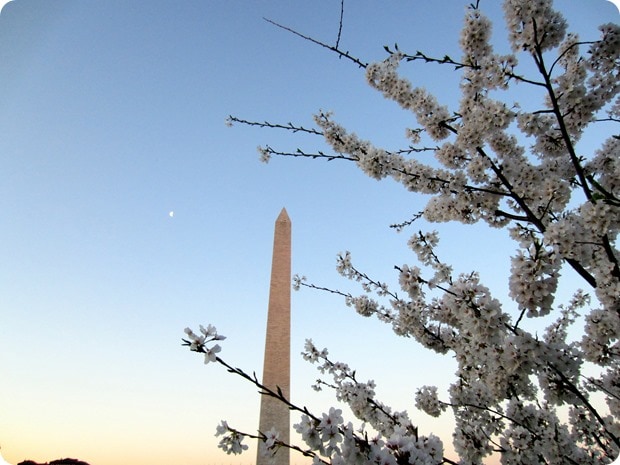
[257,208,291,465]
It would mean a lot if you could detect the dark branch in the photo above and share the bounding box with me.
[390,211,424,231]
[263,17,368,68]
[384,45,545,87]
[227,116,323,135]
[261,146,358,162]
[335,0,344,49]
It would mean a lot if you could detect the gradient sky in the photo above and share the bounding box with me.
[1,1,618,464]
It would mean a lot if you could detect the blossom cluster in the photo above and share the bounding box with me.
[503,0,567,52]
[182,324,226,364]
[301,1,617,461]
[296,340,445,465]
[213,0,619,463]
[215,420,249,455]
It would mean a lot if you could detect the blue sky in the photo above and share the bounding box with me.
[0,1,618,464]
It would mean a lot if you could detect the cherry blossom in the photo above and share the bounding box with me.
[196,0,619,463]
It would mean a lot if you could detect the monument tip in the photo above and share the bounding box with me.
[277,207,290,222]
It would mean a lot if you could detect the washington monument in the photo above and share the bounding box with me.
[257,208,291,465]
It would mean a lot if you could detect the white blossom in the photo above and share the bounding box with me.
[204,344,221,364]
[503,0,567,52]
[215,421,249,455]
[415,386,446,418]
[263,427,280,450]
[202,1,620,463]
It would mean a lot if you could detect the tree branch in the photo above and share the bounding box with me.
[263,17,368,68]
[335,0,344,49]
[227,116,323,135]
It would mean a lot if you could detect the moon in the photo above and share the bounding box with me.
[169,211,174,218]
[0,1,12,15]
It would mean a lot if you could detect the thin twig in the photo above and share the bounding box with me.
[389,211,424,231]
[263,17,368,68]
[227,116,323,135]
[384,45,546,87]
[335,0,344,49]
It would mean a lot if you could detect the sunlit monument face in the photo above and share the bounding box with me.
[257,208,291,465]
